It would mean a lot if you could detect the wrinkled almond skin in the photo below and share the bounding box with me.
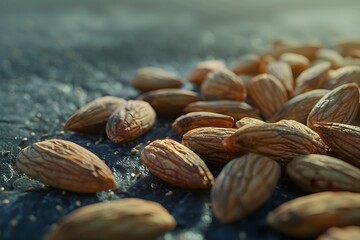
[201,69,247,101]
[307,83,359,130]
[182,127,239,167]
[16,139,117,193]
[317,226,360,240]
[248,74,288,119]
[279,52,310,78]
[211,154,280,223]
[231,54,260,75]
[267,192,360,238]
[267,61,294,95]
[267,89,330,124]
[64,96,126,133]
[172,112,234,136]
[137,89,200,116]
[141,139,214,189]
[188,60,226,86]
[287,154,360,193]
[106,100,156,143]
[224,120,329,163]
[130,67,184,92]
[322,66,360,89]
[184,100,261,121]
[235,117,264,128]
[294,61,331,95]
[313,122,360,167]
[48,198,176,240]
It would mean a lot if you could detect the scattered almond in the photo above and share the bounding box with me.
[188,60,226,86]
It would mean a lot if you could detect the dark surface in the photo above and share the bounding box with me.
[1,0,360,239]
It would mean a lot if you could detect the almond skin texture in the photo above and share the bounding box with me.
[141,139,214,189]
[64,96,126,133]
[287,154,360,193]
[201,69,247,101]
[106,100,156,143]
[172,112,234,136]
[188,60,226,86]
[322,65,360,89]
[267,89,330,124]
[313,122,360,167]
[307,83,359,130]
[182,127,239,167]
[224,120,329,163]
[317,226,360,240]
[267,192,360,238]
[137,89,200,116]
[267,61,294,95]
[279,52,310,78]
[231,54,260,75]
[16,139,117,193]
[248,74,288,119]
[47,198,176,240]
[130,67,183,92]
[211,154,280,223]
[184,100,261,121]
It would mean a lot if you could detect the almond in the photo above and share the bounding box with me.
[336,39,360,56]
[263,43,322,60]
[267,61,294,95]
[64,96,126,133]
[106,100,156,143]
[235,117,264,128]
[188,60,226,86]
[211,154,280,223]
[318,226,360,240]
[16,139,117,193]
[316,49,344,69]
[48,198,176,240]
[279,52,310,78]
[231,54,260,75]
[322,66,360,89]
[141,139,214,189]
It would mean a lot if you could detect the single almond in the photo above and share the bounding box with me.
[211,154,280,223]
[267,61,294,95]
[231,54,260,75]
[279,52,310,78]
[172,112,234,136]
[106,100,156,143]
[188,60,226,86]
[316,49,344,69]
[181,127,239,167]
[16,139,117,193]
[64,96,126,133]
[267,191,360,238]
[201,69,247,101]
[317,226,360,240]
[137,88,200,116]
[141,139,214,189]
[235,117,264,128]
[321,65,360,89]
[48,198,176,240]
[287,154,360,193]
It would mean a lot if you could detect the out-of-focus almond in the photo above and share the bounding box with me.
[64,96,126,133]
[106,100,156,143]
[201,69,247,101]
[258,55,275,74]
[293,61,331,95]
[316,49,344,69]
[287,154,360,193]
[279,52,310,78]
[344,57,360,67]
[267,191,360,238]
[141,139,214,189]
[248,74,288,119]
[188,60,226,86]
[231,54,260,75]
[184,100,261,121]
[130,67,183,92]
[267,89,330,124]
[211,154,280,223]
[48,198,176,240]
[182,127,239,167]
[263,44,322,60]
[235,117,264,128]
[336,39,360,56]
[313,122,360,167]
[138,89,200,116]
[267,61,294,95]
[16,139,117,193]
[317,226,360,240]
[322,66,360,89]
[307,83,359,129]
[172,112,234,136]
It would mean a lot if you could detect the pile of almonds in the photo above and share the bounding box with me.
[16,39,360,239]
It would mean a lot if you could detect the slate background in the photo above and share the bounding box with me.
[1,0,360,239]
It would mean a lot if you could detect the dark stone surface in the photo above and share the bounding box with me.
[1,0,360,239]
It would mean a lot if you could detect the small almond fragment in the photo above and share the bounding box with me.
[188,60,226,86]
[248,74,288,119]
[137,89,199,116]
[279,52,310,78]
[318,226,360,240]
[231,54,260,75]
[48,198,176,240]
[130,67,183,92]
[267,61,294,95]
[287,154,360,193]
[201,69,247,101]
[307,83,359,130]
[106,100,156,143]
[267,191,360,238]
[141,139,214,189]
[182,127,240,167]
[172,112,234,135]
[16,139,117,193]
[184,100,261,121]
[235,117,264,128]
[64,96,126,133]
[211,154,280,223]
